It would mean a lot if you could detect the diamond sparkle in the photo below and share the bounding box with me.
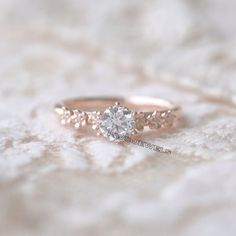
[99,105,135,141]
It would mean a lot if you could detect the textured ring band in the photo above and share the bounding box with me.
[55,96,181,142]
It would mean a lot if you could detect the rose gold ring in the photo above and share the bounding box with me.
[55,96,181,142]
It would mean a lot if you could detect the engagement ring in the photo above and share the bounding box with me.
[55,96,181,142]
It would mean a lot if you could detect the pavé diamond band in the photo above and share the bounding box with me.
[55,96,181,141]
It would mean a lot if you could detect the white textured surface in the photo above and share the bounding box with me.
[0,0,236,235]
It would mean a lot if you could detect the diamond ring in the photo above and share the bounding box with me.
[55,96,181,142]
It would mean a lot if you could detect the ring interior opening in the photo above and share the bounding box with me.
[63,97,175,112]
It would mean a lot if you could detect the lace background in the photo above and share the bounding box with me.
[0,0,236,235]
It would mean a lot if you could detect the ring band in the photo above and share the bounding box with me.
[55,96,181,141]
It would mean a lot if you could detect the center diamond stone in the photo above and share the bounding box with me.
[99,105,135,141]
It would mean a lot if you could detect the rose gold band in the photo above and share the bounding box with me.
[55,96,181,133]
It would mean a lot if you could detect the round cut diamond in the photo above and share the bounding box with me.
[99,105,135,141]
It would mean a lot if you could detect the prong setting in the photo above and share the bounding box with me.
[98,103,135,142]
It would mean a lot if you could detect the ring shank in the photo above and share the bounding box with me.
[57,96,179,113]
